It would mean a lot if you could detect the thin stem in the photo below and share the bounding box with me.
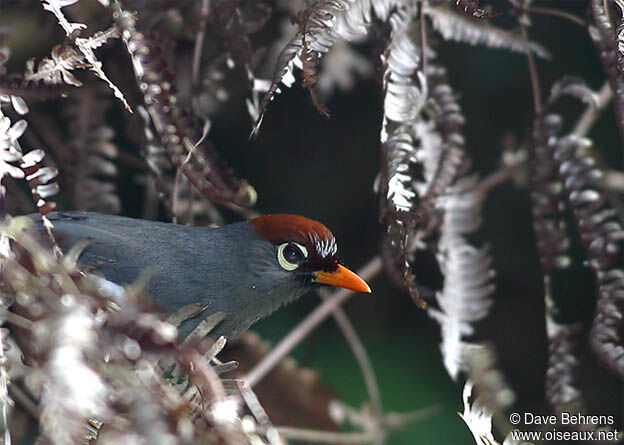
[0,327,10,445]
[474,162,523,196]
[472,84,611,198]
[244,256,383,387]
[191,0,211,105]
[8,385,39,419]
[604,0,612,24]
[570,81,624,222]
[476,167,514,195]
[322,302,383,443]
[172,124,211,224]
[277,427,377,444]
[276,404,440,444]
[520,5,586,27]
[0,306,34,330]
[521,22,542,115]
[572,81,613,137]
[420,4,428,82]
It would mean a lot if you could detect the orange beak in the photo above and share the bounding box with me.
[313,264,371,293]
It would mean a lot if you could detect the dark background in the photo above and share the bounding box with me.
[2,0,623,443]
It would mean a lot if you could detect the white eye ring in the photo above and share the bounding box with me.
[277,242,308,271]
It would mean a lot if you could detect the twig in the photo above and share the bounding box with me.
[474,155,526,196]
[244,256,383,387]
[277,427,377,444]
[0,327,10,445]
[521,21,542,114]
[473,80,613,198]
[572,81,613,137]
[172,147,195,225]
[191,0,211,103]
[172,121,212,224]
[0,306,34,330]
[570,81,624,221]
[420,5,428,83]
[321,301,383,444]
[512,2,586,27]
[383,405,442,428]
[8,385,39,419]
[602,170,624,192]
[603,0,611,23]
[330,399,440,430]
[276,404,440,444]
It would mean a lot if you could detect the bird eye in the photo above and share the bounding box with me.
[277,242,308,271]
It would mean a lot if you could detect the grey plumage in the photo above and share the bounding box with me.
[26,212,311,339]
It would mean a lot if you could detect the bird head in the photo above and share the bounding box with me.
[248,214,371,297]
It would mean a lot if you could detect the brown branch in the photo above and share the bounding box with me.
[319,297,383,443]
[521,22,542,115]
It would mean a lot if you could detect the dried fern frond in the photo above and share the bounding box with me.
[63,82,120,213]
[117,9,257,207]
[459,380,498,445]
[530,112,569,274]
[615,0,624,72]
[545,316,585,415]
[465,345,516,421]
[25,45,85,87]
[172,174,226,226]
[529,110,586,416]
[428,176,495,380]
[252,0,401,135]
[380,8,480,316]
[374,7,497,381]
[0,51,31,218]
[253,1,341,133]
[546,76,598,108]
[0,75,73,99]
[211,0,265,75]
[553,134,624,379]
[380,7,426,211]
[529,79,611,423]
[378,7,430,308]
[39,1,130,110]
[1,218,285,444]
[0,326,11,445]
[0,112,27,184]
[422,66,467,202]
[590,0,624,140]
[425,5,549,58]
[135,105,176,220]
[211,0,272,122]
[382,9,469,217]
[19,149,59,216]
[0,95,54,221]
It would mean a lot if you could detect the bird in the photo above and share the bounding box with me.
[26,212,371,339]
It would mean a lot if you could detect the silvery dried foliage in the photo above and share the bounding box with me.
[0,217,284,445]
[253,0,622,442]
[0,0,622,444]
